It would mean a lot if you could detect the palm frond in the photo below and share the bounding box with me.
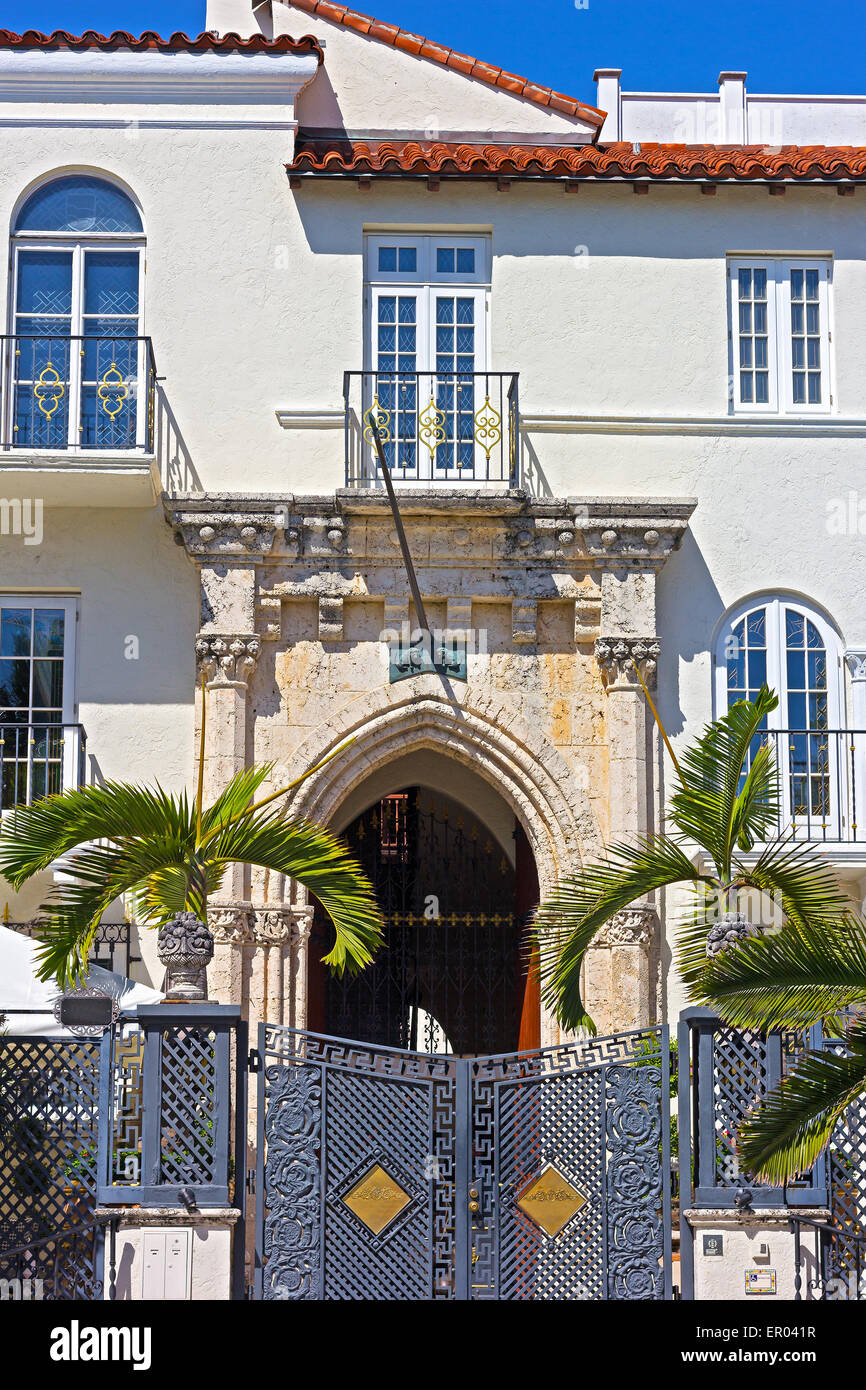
[669,686,779,875]
[729,742,778,853]
[535,836,712,1032]
[206,810,383,974]
[198,765,274,839]
[737,1022,866,1183]
[698,915,866,1031]
[0,781,192,885]
[736,837,850,929]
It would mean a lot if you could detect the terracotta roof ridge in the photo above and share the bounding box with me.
[0,28,324,57]
[277,0,604,126]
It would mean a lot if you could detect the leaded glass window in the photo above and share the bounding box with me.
[719,597,841,835]
[9,176,144,450]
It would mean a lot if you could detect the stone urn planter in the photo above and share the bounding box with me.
[157,911,214,1001]
[706,911,759,959]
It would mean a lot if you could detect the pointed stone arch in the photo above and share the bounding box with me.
[276,676,603,897]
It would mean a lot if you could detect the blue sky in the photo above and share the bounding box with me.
[4,0,866,105]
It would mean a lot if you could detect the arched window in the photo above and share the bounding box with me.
[9,175,145,450]
[715,596,844,838]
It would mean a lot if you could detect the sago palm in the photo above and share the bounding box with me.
[698,915,866,1183]
[0,695,383,989]
[535,684,849,1032]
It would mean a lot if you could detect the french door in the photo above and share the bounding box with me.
[364,235,492,481]
[9,242,144,450]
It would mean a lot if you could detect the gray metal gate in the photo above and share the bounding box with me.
[254,1024,672,1300]
[0,1036,104,1298]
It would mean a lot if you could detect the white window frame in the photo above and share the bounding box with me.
[728,257,832,416]
[714,594,846,838]
[364,233,491,373]
[0,595,80,805]
[9,222,147,453]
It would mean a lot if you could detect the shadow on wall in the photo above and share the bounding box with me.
[154,384,202,494]
[520,431,554,497]
[655,527,724,742]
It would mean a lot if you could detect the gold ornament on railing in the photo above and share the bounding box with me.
[419,397,446,457]
[97,363,128,420]
[474,394,501,463]
[34,363,65,420]
[363,396,391,445]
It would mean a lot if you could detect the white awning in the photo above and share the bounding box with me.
[0,924,163,1036]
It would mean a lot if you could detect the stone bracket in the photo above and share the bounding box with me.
[595,636,660,689]
[195,633,261,686]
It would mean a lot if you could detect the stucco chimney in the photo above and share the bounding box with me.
[593,69,622,141]
[718,72,747,143]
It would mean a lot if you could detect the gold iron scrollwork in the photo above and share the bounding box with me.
[34,363,65,420]
[363,396,392,445]
[97,362,128,420]
[474,394,502,464]
[419,396,446,457]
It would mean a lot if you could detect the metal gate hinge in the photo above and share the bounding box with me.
[248,1048,263,1072]
[246,1170,256,1195]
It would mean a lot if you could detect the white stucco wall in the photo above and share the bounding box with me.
[2,30,864,1014]
[207,0,599,137]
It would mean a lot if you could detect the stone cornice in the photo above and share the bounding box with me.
[164,490,695,572]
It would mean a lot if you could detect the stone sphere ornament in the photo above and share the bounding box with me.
[157,911,215,1001]
[705,911,758,959]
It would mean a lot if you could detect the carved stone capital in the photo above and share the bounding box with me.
[595,636,660,688]
[208,903,255,945]
[196,632,261,685]
[846,649,866,682]
[251,907,315,946]
[593,906,658,951]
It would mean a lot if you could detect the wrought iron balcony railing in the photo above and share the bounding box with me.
[0,722,86,810]
[762,728,866,843]
[0,334,156,453]
[344,370,518,486]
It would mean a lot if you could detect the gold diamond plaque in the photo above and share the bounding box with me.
[516,1163,587,1238]
[342,1162,412,1236]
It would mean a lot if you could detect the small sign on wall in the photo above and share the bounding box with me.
[745,1268,777,1295]
[702,1233,724,1257]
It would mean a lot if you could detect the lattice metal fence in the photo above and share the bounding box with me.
[0,1036,103,1298]
[678,1008,828,1210]
[98,1005,240,1208]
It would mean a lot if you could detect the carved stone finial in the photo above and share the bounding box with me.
[157,911,214,1001]
[595,636,660,688]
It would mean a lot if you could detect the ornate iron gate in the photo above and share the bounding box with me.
[254,1023,671,1300]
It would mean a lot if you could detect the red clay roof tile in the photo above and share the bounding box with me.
[288,137,866,182]
[0,27,323,57]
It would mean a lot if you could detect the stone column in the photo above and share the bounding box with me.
[195,564,260,1004]
[591,625,662,1030]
